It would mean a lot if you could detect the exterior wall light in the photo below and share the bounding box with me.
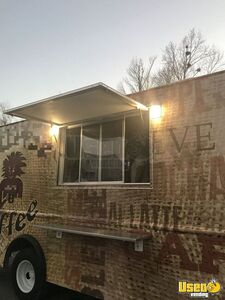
[149,105,162,119]
[50,124,59,137]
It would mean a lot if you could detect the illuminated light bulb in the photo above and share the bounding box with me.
[150,105,162,119]
[50,125,59,137]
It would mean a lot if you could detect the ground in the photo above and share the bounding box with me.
[0,268,94,300]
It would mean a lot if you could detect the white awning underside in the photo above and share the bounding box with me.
[6,83,147,125]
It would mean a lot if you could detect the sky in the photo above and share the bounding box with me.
[1,0,225,107]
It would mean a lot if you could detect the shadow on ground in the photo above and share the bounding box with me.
[0,269,96,300]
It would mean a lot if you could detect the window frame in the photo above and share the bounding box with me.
[58,111,151,186]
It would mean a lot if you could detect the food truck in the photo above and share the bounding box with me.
[1,70,225,300]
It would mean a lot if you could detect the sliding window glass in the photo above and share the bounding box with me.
[81,125,100,182]
[101,120,123,181]
[63,127,81,182]
[125,112,149,183]
[61,112,150,184]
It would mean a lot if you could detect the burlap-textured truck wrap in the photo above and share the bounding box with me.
[1,71,225,299]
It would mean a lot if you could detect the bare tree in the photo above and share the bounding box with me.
[117,81,126,94]
[119,57,156,93]
[0,103,13,125]
[153,28,225,86]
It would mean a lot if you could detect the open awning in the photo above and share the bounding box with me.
[6,83,147,125]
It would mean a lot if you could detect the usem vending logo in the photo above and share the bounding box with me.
[178,279,221,298]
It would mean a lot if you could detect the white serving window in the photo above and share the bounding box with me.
[59,111,150,184]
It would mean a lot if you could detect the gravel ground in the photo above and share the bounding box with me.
[0,268,94,300]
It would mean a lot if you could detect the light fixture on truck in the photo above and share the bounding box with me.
[50,124,59,137]
[150,104,162,119]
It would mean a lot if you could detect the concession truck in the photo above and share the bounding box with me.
[1,70,225,300]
